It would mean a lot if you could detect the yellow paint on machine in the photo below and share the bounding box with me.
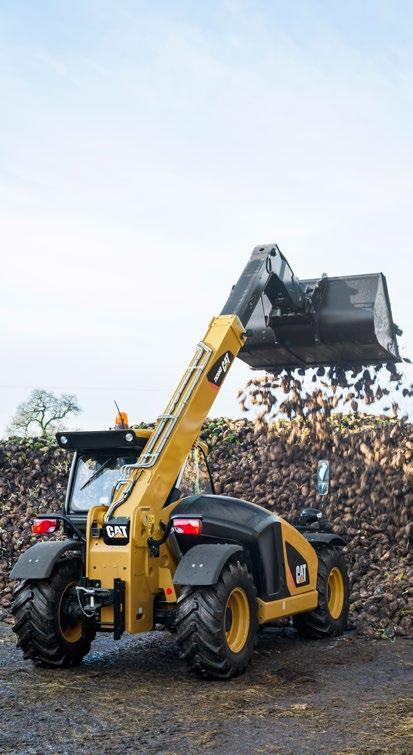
[279,518,318,595]
[85,313,322,636]
[257,591,318,623]
[257,519,319,625]
[86,315,246,634]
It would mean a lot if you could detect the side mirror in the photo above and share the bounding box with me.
[317,460,330,495]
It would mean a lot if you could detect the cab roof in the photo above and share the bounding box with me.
[55,430,148,452]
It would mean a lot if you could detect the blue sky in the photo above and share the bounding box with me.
[1,1,412,434]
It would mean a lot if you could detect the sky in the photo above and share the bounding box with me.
[0,0,412,435]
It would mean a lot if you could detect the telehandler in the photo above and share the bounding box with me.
[10,245,400,678]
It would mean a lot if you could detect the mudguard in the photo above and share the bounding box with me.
[173,543,243,586]
[9,540,82,580]
[304,532,346,547]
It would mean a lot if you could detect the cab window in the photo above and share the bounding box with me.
[68,452,137,513]
[178,447,213,498]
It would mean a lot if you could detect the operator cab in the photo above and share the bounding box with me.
[56,430,214,533]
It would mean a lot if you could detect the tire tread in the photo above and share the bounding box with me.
[11,559,95,668]
[294,545,349,639]
[175,559,256,679]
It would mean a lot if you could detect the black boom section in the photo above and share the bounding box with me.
[171,494,289,600]
[221,244,305,327]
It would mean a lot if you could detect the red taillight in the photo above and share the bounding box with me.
[172,518,202,535]
[32,518,59,535]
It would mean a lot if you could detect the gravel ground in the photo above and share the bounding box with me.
[0,623,411,754]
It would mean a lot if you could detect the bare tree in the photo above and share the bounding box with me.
[7,389,81,438]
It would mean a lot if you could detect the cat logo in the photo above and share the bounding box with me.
[220,352,231,374]
[286,542,310,588]
[103,518,130,545]
[296,564,307,584]
[106,524,128,539]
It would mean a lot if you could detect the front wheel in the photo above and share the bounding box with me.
[293,545,349,639]
[11,559,95,668]
[175,559,257,679]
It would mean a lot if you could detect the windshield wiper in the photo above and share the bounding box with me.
[80,457,115,491]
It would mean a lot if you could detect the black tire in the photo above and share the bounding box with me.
[293,545,349,639]
[11,559,95,668]
[175,559,257,679]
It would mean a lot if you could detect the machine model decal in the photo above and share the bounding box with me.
[286,541,310,588]
[103,518,130,545]
[207,351,234,389]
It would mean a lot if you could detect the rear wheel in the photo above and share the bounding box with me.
[294,545,349,638]
[11,559,95,667]
[175,559,257,679]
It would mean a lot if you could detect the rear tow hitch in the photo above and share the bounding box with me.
[75,584,114,617]
[75,578,125,640]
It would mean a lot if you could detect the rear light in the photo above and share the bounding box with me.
[172,518,202,535]
[32,518,59,535]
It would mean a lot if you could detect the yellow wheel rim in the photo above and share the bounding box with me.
[58,582,82,643]
[327,567,345,619]
[225,587,250,653]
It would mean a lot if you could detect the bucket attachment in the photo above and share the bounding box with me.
[238,272,401,371]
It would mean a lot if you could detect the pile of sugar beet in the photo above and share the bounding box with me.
[0,441,70,623]
[0,362,412,640]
